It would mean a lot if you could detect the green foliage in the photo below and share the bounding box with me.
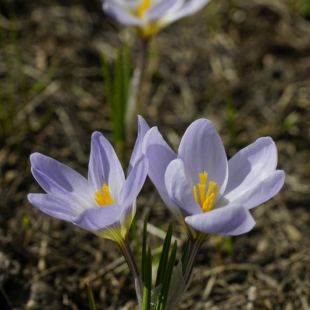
[87,283,97,310]
[141,215,149,283]
[101,44,131,159]
[142,246,153,310]
[140,220,181,310]
[155,240,177,310]
[287,0,310,17]
[181,239,190,273]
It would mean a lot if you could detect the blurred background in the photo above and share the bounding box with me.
[0,0,310,309]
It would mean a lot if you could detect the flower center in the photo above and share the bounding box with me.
[95,184,114,206]
[193,172,218,213]
[137,0,151,18]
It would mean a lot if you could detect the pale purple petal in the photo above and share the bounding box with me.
[30,153,91,205]
[103,0,139,9]
[143,127,177,193]
[165,159,202,215]
[103,2,143,26]
[143,127,178,213]
[128,116,150,175]
[146,0,180,21]
[74,205,123,231]
[178,119,228,195]
[185,204,255,235]
[28,194,82,222]
[119,156,148,210]
[224,170,285,210]
[88,132,125,202]
[224,137,278,197]
[166,0,211,24]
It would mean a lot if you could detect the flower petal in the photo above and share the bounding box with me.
[119,155,148,210]
[224,170,285,209]
[224,137,278,197]
[165,159,202,215]
[185,204,255,236]
[103,2,143,26]
[165,0,211,24]
[28,194,82,221]
[73,204,123,231]
[30,153,91,206]
[88,132,125,202]
[146,0,181,21]
[178,119,228,195]
[128,116,150,175]
[143,127,179,213]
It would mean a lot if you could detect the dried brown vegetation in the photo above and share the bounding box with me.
[0,0,310,309]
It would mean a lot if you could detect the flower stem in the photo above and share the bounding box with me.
[117,236,143,306]
[125,37,149,141]
[183,233,208,288]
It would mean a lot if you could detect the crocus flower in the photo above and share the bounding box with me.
[102,0,211,39]
[143,119,285,238]
[28,117,149,242]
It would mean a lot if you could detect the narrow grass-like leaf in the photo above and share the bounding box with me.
[157,240,178,310]
[141,215,148,283]
[87,283,97,310]
[165,261,185,309]
[121,43,130,114]
[155,222,173,287]
[114,47,123,142]
[181,239,190,274]
[142,246,152,310]
[225,236,234,254]
[101,45,131,160]
[131,218,142,271]
[28,66,56,99]
[101,54,113,112]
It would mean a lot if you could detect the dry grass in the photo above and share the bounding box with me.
[0,0,310,309]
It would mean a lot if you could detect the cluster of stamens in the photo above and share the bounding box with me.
[137,0,151,18]
[95,184,114,206]
[193,172,218,213]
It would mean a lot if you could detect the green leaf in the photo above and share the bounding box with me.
[155,222,173,287]
[87,283,97,310]
[181,239,190,273]
[166,261,186,309]
[159,240,178,310]
[142,246,152,310]
[141,215,148,283]
[131,218,142,270]
[101,44,132,160]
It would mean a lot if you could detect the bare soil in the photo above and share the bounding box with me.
[0,0,310,309]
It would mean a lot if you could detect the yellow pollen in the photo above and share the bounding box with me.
[95,184,114,206]
[193,172,218,213]
[137,0,151,18]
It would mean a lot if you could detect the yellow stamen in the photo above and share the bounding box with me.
[137,0,151,18]
[193,172,218,213]
[95,184,114,206]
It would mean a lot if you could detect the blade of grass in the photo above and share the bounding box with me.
[181,239,190,274]
[141,215,148,283]
[155,222,173,287]
[142,245,152,310]
[157,240,178,310]
[87,283,97,310]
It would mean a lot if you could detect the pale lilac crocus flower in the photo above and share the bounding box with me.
[102,0,211,39]
[28,116,149,243]
[143,119,285,239]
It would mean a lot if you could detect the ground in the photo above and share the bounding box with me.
[0,0,310,309]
